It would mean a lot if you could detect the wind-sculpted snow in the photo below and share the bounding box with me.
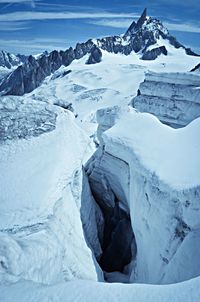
[132,71,200,127]
[88,108,200,284]
[0,103,98,284]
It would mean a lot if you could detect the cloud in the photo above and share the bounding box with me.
[0,10,138,22]
[0,37,71,54]
[0,0,40,9]
[0,21,30,30]
[164,22,200,33]
[88,18,137,29]
[86,16,200,34]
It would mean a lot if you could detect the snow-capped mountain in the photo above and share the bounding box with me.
[0,9,199,96]
[0,50,26,69]
[0,50,27,81]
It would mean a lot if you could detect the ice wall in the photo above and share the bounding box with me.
[0,99,97,284]
[89,107,200,284]
[132,72,200,127]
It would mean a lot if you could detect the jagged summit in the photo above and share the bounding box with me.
[0,9,199,96]
[124,8,147,37]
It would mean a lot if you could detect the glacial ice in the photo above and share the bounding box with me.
[132,71,200,127]
[87,107,200,284]
[0,100,98,284]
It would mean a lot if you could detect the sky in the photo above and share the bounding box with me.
[0,0,199,55]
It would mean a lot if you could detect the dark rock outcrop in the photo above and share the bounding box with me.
[86,46,102,65]
[125,8,147,38]
[191,63,200,72]
[141,46,167,60]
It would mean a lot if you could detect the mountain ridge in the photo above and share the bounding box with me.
[0,8,199,96]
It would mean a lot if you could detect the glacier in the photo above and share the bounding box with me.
[85,107,200,284]
[132,71,200,127]
[0,99,98,284]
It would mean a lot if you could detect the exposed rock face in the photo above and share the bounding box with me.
[86,46,102,65]
[191,63,200,73]
[132,71,200,127]
[0,9,199,96]
[141,46,167,60]
[88,108,200,284]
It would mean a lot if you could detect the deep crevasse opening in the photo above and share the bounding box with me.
[80,148,137,283]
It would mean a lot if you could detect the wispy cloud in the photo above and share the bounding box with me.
[0,0,40,9]
[0,20,30,31]
[88,18,137,29]
[164,22,200,33]
[0,37,71,54]
[0,10,138,22]
[89,17,200,34]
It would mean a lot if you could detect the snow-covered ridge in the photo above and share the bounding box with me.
[1,276,200,302]
[132,71,200,127]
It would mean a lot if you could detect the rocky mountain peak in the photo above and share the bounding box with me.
[135,7,147,30]
[124,8,168,41]
[124,8,147,38]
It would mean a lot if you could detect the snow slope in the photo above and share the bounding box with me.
[104,110,200,190]
[6,48,196,137]
[1,276,200,302]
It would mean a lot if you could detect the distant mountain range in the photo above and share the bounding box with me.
[0,8,199,96]
[0,50,27,69]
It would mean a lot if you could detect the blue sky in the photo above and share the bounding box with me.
[0,0,199,55]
